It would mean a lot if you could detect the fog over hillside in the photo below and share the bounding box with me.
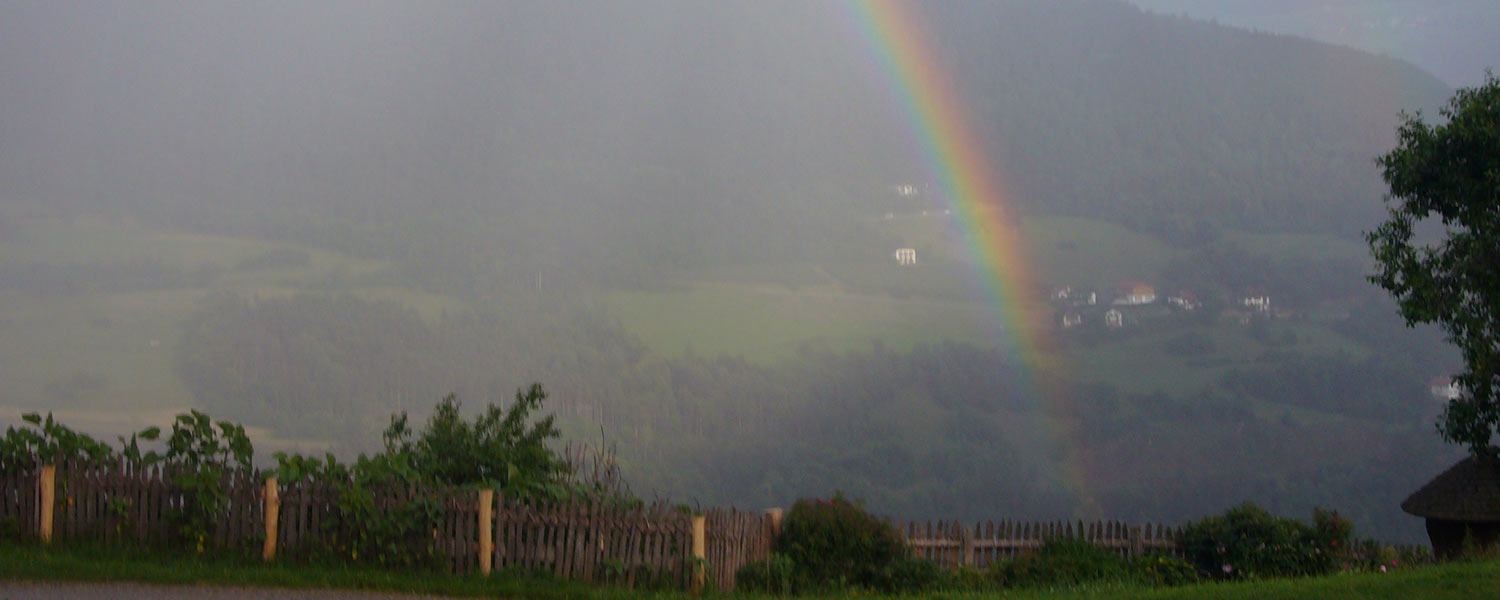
[0,1,1449,250]
[1127,0,1500,87]
[0,0,1474,544]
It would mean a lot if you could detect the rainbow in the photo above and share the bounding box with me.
[845,0,1098,515]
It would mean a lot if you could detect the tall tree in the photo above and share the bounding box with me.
[1368,73,1500,454]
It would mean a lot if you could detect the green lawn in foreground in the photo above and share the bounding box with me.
[2,542,1497,600]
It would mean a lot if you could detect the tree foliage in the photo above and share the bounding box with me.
[382,384,572,498]
[1369,73,1500,454]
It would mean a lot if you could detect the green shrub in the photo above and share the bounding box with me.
[989,538,1134,588]
[1,412,113,469]
[777,494,908,591]
[1177,503,1334,580]
[381,384,574,499]
[876,557,942,593]
[936,564,994,592]
[157,411,255,553]
[1132,553,1199,586]
[736,552,794,594]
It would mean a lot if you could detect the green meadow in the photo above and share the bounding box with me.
[602,283,1004,362]
[0,217,464,440]
[1,213,1388,427]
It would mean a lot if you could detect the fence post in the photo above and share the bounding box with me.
[262,477,279,561]
[959,523,974,567]
[38,464,56,544]
[478,488,495,575]
[690,514,706,594]
[764,508,783,540]
[1129,525,1143,559]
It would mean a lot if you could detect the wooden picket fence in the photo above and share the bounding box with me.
[4,460,1195,591]
[272,480,481,573]
[1,460,776,591]
[0,462,40,537]
[703,508,778,589]
[493,499,689,586]
[45,458,263,550]
[902,519,1181,568]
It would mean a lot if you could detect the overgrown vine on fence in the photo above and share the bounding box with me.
[158,411,254,552]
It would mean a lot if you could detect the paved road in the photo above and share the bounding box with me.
[0,581,472,599]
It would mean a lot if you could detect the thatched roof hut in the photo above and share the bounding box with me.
[1401,453,1500,559]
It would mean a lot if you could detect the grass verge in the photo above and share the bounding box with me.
[2,542,1498,600]
[0,542,654,600]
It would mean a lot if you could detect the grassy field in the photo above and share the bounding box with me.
[1,542,1497,600]
[1066,319,1370,397]
[602,213,1382,404]
[873,214,1181,288]
[0,216,465,437]
[603,282,1005,362]
[1,213,1383,429]
[1021,216,1180,288]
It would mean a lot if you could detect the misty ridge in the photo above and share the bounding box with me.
[0,0,1470,545]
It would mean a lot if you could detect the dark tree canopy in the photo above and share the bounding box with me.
[1369,73,1500,455]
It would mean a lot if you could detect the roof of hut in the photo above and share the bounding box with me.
[1402,453,1500,522]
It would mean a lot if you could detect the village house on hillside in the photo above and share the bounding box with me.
[1051,285,1098,307]
[1113,282,1156,306]
[1104,308,1124,329]
[1166,291,1201,311]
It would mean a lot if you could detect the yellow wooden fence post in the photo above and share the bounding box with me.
[478,488,495,575]
[691,514,707,593]
[38,464,56,544]
[764,508,783,539]
[262,477,279,561]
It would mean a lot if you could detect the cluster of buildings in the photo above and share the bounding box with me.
[1050,281,1273,331]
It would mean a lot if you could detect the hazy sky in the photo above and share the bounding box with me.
[1126,0,1499,88]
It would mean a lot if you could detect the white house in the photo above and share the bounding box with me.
[1167,291,1201,311]
[1105,309,1124,329]
[1061,312,1084,329]
[1113,282,1157,305]
[1052,286,1099,307]
[1242,296,1271,313]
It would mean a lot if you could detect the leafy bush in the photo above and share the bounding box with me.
[876,557,943,592]
[990,538,1134,588]
[271,451,444,568]
[381,384,573,499]
[271,384,615,567]
[155,411,254,552]
[1177,503,1334,580]
[736,552,794,594]
[777,494,909,591]
[1132,553,1199,586]
[1,410,254,552]
[937,564,994,592]
[0,412,113,469]
[987,539,1196,589]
